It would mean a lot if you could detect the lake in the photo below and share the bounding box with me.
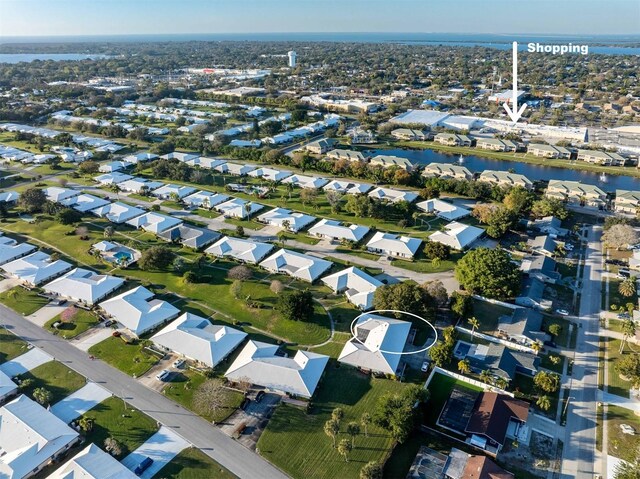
[367,148,640,192]
[0,53,110,64]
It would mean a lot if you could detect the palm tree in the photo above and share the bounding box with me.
[531,340,543,354]
[458,359,471,375]
[104,226,114,239]
[243,202,252,221]
[346,422,360,447]
[620,318,636,353]
[468,317,480,341]
[338,439,352,462]
[6,288,19,301]
[361,412,371,437]
[78,417,94,432]
[110,183,121,199]
[495,377,509,390]
[479,370,492,384]
[619,278,637,298]
[281,219,291,232]
[324,419,340,448]
[277,230,287,246]
[33,387,53,406]
[536,395,552,411]
[332,407,344,423]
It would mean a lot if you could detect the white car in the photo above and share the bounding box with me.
[564,244,574,251]
[621,424,636,435]
[555,309,570,316]
[173,358,185,369]
[155,369,171,382]
[420,361,429,372]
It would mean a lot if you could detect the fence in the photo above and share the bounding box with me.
[425,366,514,397]
[472,294,520,310]
[455,326,538,355]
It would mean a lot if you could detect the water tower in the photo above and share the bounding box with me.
[287,51,297,68]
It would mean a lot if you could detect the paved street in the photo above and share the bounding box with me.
[561,226,602,479]
[0,303,288,479]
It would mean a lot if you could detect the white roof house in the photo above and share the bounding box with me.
[0,191,20,203]
[98,160,129,173]
[366,232,422,259]
[321,267,383,310]
[322,180,373,195]
[42,268,125,306]
[94,172,133,185]
[125,211,183,234]
[248,167,292,182]
[215,162,256,176]
[98,286,180,335]
[47,443,137,479]
[0,369,17,402]
[429,221,484,250]
[416,199,471,221]
[43,187,80,203]
[215,198,264,219]
[205,236,273,264]
[90,201,145,223]
[183,191,230,209]
[2,252,72,286]
[257,208,316,232]
[281,174,329,189]
[160,152,199,163]
[308,219,370,242]
[0,240,36,265]
[151,312,247,368]
[60,194,110,212]
[187,156,227,169]
[225,341,329,398]
[0,395,79,479]
[121,152,158,164]
[151,184,197,200]
[338,313,411,375]
[368,187,418,204]
[118,178,164,193]
[259,249,333,282]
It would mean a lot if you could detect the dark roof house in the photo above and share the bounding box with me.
[159,224,221,250]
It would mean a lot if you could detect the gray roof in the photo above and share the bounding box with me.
[159,225,221,249]
[527,235,557,254]
[522,255,558,277]
[497,308,547,343]
[467,342,539,380]
[518,277,546,302]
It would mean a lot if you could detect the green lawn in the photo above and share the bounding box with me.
[258,365,411,479]
[0,328,29,363]
[609,278,637,311]
[0,287,49,315]
[81,396,158,459]
[156,448,236,479]
[471,298,513,333]
[334,247,381,262]
[608,405,640,462]
[391,253,461,274]
[88,336,159,377]
[540,353,565,374]
[606,337,634,398]
[163,369,244,423]
[512,373,559,419]
[17,360,86,405]
[44,308,100,339]
[542,316,576,349]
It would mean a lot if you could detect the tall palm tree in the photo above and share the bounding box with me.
[243,202,251,221]
[531,340,543,354]
[479,370,492,384]
[536,395,551,411]
[621,318,636,353]
[619,278,637,298]
[338,439,352,462]
[458,359,471,375]
[324,419,339,448]
[361,412,371,437]
[468,317,480,341]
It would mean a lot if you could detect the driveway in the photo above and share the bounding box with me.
[121,426,189,478]
[71,325,114,352]
[0,278,19,294]
[220,392,281,450]
[50,382,111,423]
[137,353,175,391]
[25,304,68,327]
[0,347,52,376]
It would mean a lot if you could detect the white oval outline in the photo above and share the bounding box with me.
[349,309,438,356]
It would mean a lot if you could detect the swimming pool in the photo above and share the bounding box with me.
[113,251,132,262]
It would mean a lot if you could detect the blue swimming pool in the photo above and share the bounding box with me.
[113,251,132,261]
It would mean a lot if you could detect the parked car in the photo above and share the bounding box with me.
[240,398,251,410]
[104,320,114,327]
[421,361,429,372]
[543,340,557,348]
[53,298,67,306]
[134,457,154,476]
[255,390,265,403]
[618,313,631,319]
[555,309,570,316]
[155,369,171,382]
[172,358,185,369]
[564,244,574,251]
[620,424,636,435]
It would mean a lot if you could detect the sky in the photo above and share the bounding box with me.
[1,0,639,37]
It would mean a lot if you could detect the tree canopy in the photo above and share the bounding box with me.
[455,248,521,299]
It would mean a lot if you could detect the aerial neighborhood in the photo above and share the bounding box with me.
[0,14,638,479]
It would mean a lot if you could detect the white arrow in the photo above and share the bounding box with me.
[503,41,527,124]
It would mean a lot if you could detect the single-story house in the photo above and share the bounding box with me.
[151,184,197,200]
[259,249,333,283]
[497,308,550,347]
[416,198,471,221]
[215,198,264,219]
[527,235,557,257]
[321,267,383,310]
[429,222,484,250]
[151,312,247,368]
[160,151,200,163]
[515,277,552,311]
[90,201,146,224]
[98,286,180,336]
[0,369,17,403]
[338,313,411,375]
[0,239,37,265]
[94,172,134,185]
[0,395,79,479]
[0,191,20,204]
[458,341,539,382]
[520,255,560,284]
[527,216,568,238]
[117,178,164,194]
[308,219,370,243]
[205,236,273,264]
[158,224,220,250]
[368,187,418,204]
[60,193,111,213]
[214,162,257,176]
[42,268,125,305]
[121,152,158,164]
[366,232,422,259]
[257,208,317,232]
[43,187,80,203]
[322,180,373,195]
[182,191,230,209]
[281,174,329,190]
[126,211,183,234]
[48,443,137,479]
[187,157,227,169]
[247,167,292,183]
[2,251,72,286]
[99,161,130,173]
[225,341,329,398]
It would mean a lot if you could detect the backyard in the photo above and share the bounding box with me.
[257,364,411,479]
[424,372,483,427]
[470,298,513,333]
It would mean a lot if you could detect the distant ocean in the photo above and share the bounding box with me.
[1,32,639,58]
